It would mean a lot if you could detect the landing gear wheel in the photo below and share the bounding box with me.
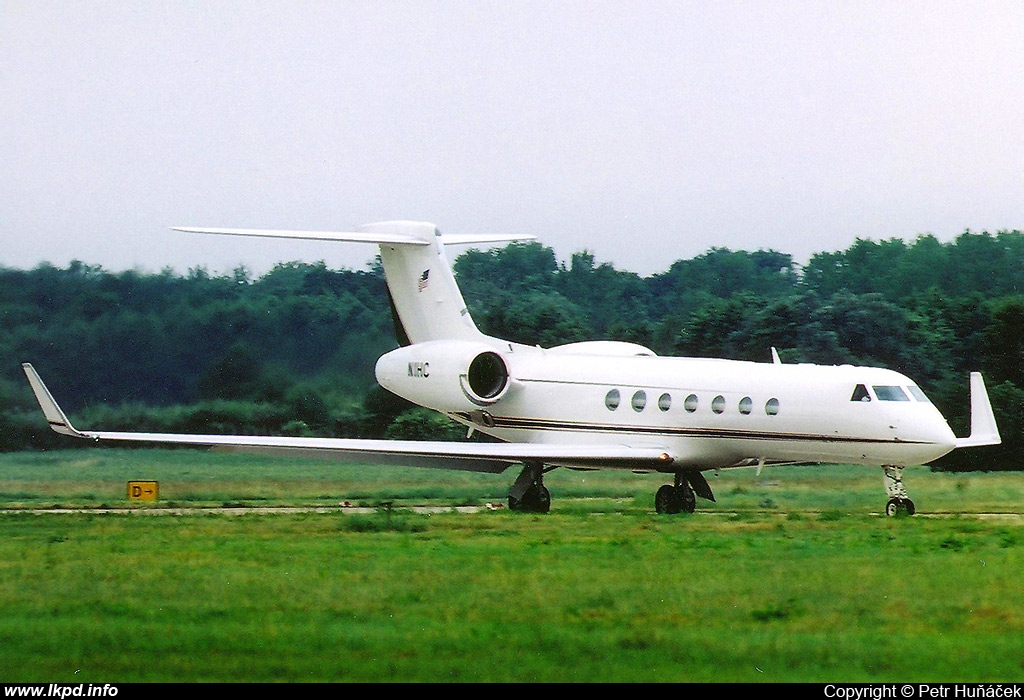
[508,464,552,513]
[655,485,680,514]
[680,484,696,514]
[655,484,695,515]
[531,485,551,513]
[510,483,551,513]
[885,498,916,517]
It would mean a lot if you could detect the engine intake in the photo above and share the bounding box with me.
[465,351,509,402]
[375,340,512,411]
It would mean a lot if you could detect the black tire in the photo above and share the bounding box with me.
[655,485,681,514]
[886,498,917,517]
[511,484,551,513]
[534,485,551,513]
[680,485,696,514]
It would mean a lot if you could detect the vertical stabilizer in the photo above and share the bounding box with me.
[361,221,484,344]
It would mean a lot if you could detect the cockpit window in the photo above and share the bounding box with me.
[851,384,871,402]
[873,385,910,402]
[907,385,930,402]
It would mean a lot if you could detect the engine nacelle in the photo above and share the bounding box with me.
[374,340,512,412]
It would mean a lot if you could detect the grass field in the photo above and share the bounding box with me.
[1,449,1023,682]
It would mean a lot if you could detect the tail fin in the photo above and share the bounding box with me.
[955,372,1002,448]
[174,221,534,344]
[366,221,482,343]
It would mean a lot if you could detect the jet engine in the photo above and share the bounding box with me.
[374,340,512,412]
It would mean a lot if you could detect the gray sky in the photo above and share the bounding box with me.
[3,0,1023,278]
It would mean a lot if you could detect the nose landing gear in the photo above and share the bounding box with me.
[883,465,916,516]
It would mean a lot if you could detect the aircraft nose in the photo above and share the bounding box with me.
[937,422,957,449]
[925,413,958,458]
[897,407,957,463]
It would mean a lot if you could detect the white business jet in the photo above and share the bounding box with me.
[22,221,1002,516]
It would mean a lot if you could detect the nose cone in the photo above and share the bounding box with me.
[917,410,958,463]
[887,403,958,465]
[934,421,958,457]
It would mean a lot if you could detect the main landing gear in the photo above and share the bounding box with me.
[505,464,718,516]
[655,470,716,514]
[655,481,695,514]
[883,465,916,516]
[508,462,551,513]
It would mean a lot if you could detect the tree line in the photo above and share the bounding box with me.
[2,229,1022,470]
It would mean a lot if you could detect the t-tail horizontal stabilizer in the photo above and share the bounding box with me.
[174,222,536,345]
[171,225,536,248]
[955,372,1001,448]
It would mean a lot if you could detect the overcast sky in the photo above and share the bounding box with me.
[3,1,1022,278]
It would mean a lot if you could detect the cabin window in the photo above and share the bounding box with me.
[765,398,780,416]
[605,389,620,411]
[851,384,871,402]
[658,393,672,411]
[712,395,726,414]
[684,394,699,413]
[739,397,752,415]
[873,385,910,402]
[631,390,647,412]
[908,385,930,402]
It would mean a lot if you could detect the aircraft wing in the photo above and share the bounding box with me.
[22,364,675,474]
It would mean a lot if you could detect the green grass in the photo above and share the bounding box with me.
[2,448,1023,514]
[0,449,1023,682]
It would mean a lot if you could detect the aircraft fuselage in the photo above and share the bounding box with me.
[374,340,958,472]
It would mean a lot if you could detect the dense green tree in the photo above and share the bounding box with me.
[478,290,593,348]
[558,251,652,337]
[647,247,798,319]
[984,297,1024,387]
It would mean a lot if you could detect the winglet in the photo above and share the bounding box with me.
[955,372,1001,448]
[21,364,89,439]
